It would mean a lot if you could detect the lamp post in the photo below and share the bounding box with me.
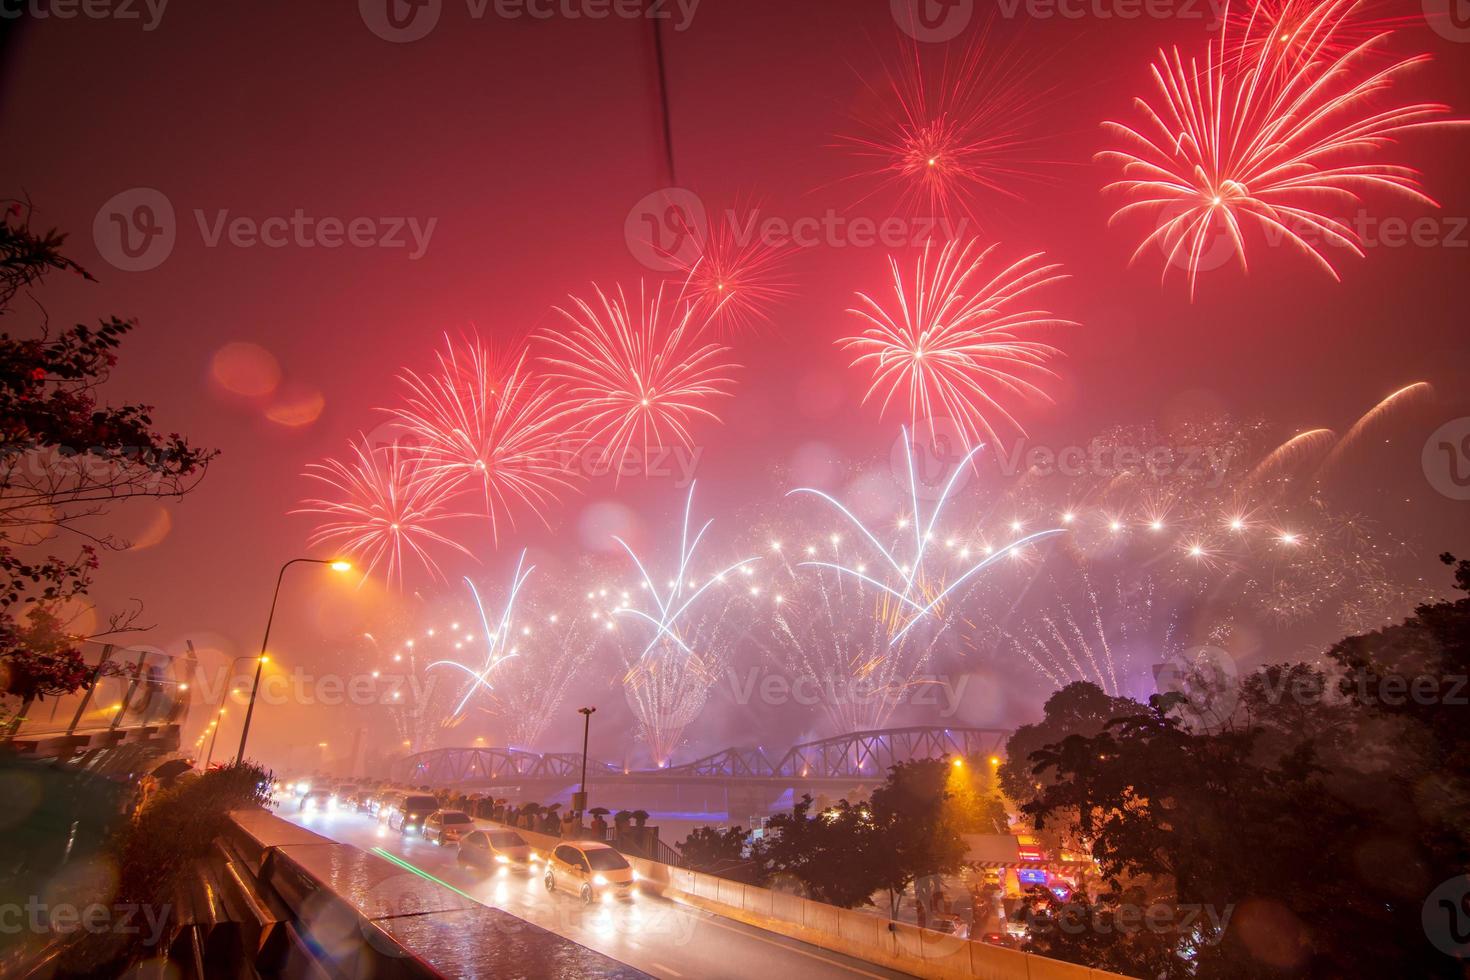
[202,708,224,769]
[235,557,351,766]
[573,706,596,817]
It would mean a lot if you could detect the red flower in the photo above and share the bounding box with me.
[30,368,46,381]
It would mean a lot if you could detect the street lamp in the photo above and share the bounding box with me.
[235,557,351,765]
[203,708,225,769]
[574,706,596,817]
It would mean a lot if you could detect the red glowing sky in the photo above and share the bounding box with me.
[2,1,1467,766]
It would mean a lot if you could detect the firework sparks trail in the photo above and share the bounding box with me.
[355,598,459,752]
[1226,0,1434,65]
[1098,0,1463,296]
[484,594,595,748]
[761,547,946,733]
[842,239,1074,455]
[607,483,758,764]
[789,426,1067,648]
[838,20,1058,223]
[427,551,534,725]
[955,388,1436,688]
[538,282,737,480]
[984,558,1220,697]
[295,438,472,587]
[391,335,579,543]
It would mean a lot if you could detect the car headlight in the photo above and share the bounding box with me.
[528,854,539,863]
[495,855,509,864]
[631,870,640,881]
[593,874,608,886]
[305,800,316,810]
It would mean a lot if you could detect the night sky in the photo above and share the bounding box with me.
[3,0,1467,771]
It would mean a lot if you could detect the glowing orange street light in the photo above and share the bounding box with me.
[236,557,351,765]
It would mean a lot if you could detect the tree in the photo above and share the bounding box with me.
[1015,555,1470,980]
[1325,552,1470,872]
[998,681,1146,805]
[751,759,974,916]
[0,201,215,704]
[680,825,756,880]
[1020,696,1417,979]
[750,794,884,908]
[867,758,972,918]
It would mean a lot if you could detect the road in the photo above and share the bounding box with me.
[286,808,913,980]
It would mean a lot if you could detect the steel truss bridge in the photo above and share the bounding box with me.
[389,726,1011,788]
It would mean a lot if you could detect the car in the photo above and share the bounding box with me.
[377,791,406,823]
[929,913,969,939]
[298,789,334,813]
[458,828,537,872]
[978,931,1021,949]
[422,810,475,846]
[543,842,636,904]
[389,794,439,834]
[355,788,379,813]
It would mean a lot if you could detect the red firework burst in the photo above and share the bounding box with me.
[666,208,792,337]
[1099,0,1462,297]
[538,282,737,475]
[838,20,1056,224]
[295,438,471,587]
[841,238,1074,453]
[392,336,578,542]
[1226,0,1433,65]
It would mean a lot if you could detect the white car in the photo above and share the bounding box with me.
[543,842,636,904]
[422,810,474,846]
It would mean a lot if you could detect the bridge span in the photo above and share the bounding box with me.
[388,726,1012,820]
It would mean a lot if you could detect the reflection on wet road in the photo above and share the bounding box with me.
[286,808,913,980]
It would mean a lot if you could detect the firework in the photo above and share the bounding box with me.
[1226,0,1431,65]
[841,239,1074,454]
[839,21,1056,223]
[760,547,947,734]
[1098,0,1461,296]
[295,438,471,587]
[392,335,579,543]
[355,597,460,752]
[538,282,737,479]
[605,484,758,765]
[656,207,792,337]
[788,427,1067,646]
[951,388,1435,670]
[428,552,535,724]
[478,591,595,748]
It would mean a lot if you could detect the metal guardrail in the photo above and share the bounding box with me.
[166,810,650,980]
[2,640,193,738]
[0,642,193,776]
